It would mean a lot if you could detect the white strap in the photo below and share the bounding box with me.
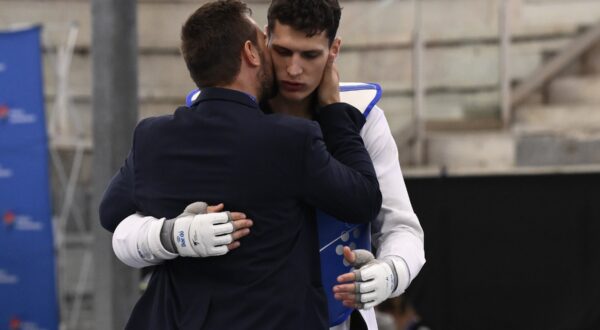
[147,217,178,261]
[358,308,379,330]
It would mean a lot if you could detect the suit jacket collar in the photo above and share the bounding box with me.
[193,87,259,111]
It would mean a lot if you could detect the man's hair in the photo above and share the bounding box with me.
[267,0,342,44]
[181,0,257,88]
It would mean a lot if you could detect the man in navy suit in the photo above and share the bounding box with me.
[99,1,381,329]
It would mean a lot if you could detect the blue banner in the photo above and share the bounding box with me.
[0,26,58,330]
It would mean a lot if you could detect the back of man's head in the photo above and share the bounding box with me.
[181,0,258,88]
[267,0,341,45]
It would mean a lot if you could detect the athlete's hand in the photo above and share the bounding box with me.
[333,247,398,310]
[170,202,253,257]
[205,203,253,251]
[317,53,340,107]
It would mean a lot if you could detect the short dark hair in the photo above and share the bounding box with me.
[267,0,342,44]
[181,0,257,88]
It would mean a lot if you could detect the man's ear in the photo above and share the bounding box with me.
[264,25,273,47]
[330,37,342,60]
[242,40,261,67]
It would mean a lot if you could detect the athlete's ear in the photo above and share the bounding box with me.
[330,37,342,60]
[242,40,261,67]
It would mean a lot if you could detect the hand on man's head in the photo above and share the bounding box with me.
[317,53,340,107]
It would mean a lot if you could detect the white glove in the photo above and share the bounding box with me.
[351,249,398,310]
[167,202,235,257]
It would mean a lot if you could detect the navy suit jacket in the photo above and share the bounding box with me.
[99,87,381,330]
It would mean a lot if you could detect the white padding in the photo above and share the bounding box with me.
[113,213,155,269]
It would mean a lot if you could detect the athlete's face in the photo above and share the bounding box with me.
[268,21,331,102]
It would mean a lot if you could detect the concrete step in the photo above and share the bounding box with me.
[514,104,600,134]
[423,127,600,170]
[426,131,515,169]
[516,131,600,167]
[548,75,600,105]
[513,104,600,166]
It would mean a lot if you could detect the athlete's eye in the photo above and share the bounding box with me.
[302,52,321,59]
[273,46,292,56]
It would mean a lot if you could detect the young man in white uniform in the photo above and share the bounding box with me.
[108,0,425,329]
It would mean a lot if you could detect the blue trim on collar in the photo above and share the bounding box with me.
[339,83,382,118]
[186,89,200,107]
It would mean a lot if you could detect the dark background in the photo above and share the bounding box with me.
[404,173,600,330]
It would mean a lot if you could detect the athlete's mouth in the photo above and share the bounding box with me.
[280,81,305,92]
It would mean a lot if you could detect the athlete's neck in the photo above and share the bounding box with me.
[268,93,314,119]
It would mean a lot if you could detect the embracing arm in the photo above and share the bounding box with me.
[97,149,172,268]
[99,133,252,269]
[97,150,168,268]
[99,151,138,232]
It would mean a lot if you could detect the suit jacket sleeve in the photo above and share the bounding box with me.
[302,103,382,224]
[99,150,139,232]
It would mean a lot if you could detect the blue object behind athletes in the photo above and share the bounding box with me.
[185,83,381,326]
[0,26,58,330]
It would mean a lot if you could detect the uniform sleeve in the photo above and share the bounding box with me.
[362,106,426,296]
[302,103,382,224]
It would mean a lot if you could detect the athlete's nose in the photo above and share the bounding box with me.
[287,55,303,77]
